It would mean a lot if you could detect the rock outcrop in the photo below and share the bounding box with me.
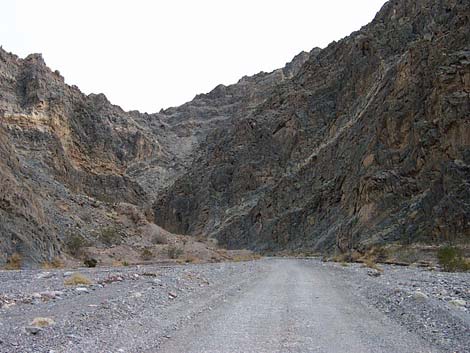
[0,41,310,265]
[1,0,469,265]
[154,0,470,253]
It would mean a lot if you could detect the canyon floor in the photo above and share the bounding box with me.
[0,259,468,353]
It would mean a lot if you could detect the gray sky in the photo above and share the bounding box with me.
[1,0,387,113]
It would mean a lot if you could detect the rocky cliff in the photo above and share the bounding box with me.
[154,0,470,253]
[0,42,310,265]
[1,0,469,266]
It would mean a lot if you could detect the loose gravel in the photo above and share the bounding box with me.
[0,259,468,353]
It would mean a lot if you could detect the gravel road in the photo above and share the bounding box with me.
[0,259,468,353]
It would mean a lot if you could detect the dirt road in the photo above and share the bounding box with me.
[1,259,468,352]
[157,259,437,353]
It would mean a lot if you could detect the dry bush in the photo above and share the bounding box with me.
[30,317,55,327]
[195,235,206,243]
[362,258,383,272]
[437,246,470,272]
[152,233,168,245]
[140,248,154,261]
[5,253,22,270]
[331,253,349,263]
[99,227,121,246]
[168,245,184,259]
[83,258,97,268]
[184,254,200,264]
[41,257,64,269]
[231,253,262,262]
[66,233,88,257]
[64,273,92,286]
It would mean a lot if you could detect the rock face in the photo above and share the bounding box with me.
[0,40,310,265]
[1,0,469,265]
[154,0,470,253]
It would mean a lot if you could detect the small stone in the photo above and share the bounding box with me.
[36,272,53,279]
[25,326,42,335]
[367,269,381,277]
[449,299,466,307]
[75,287,89,293]
[40,291,64,299]
[412,291,429,301]
[168,292,177,299]
[63,271,74,277]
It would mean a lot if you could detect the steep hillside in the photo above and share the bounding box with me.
[0,44,310,265]
[154,0,470,254]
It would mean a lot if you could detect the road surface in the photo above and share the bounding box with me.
[156,260,436,353]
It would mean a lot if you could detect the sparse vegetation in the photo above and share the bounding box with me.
[84,258,98,268]
[64,273,93,286]
[168,245,184,259]
[5,253,22,270]
[30,317,55,328]
[184,255,199,263]
[141,248,154,261]
[66,233,88,257]
[362,258,383,272]
[437,246,469,272]
[152,233,167,245]
[231,253,262,262]
[99,226,121,246]
[41,257,64,269]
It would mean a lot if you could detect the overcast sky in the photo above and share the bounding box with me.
[1,0,387,113]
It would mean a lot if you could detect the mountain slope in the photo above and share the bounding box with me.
[0,44,310,265]
[153,0,470,253]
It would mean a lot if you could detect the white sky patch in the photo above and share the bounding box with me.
[1,0,387,113]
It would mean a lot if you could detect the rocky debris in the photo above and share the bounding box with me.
[75,287,89,293]
[449,299,466,308]
[0,260,267,352]
[0,259,467,352]
[327,259,470,353]
[25,326,42,335]
[412,291,429,302]
[367,269,382,277]
[37,291,63,300]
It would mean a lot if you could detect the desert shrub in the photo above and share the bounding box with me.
[84,258,98,268]
[5,253,22,270]
[122,261,130,266]
[30,317,55,327]
[41,257,64,269]
[437,246,469,272]
[231,253,261,262]
[331,253,349,263]
[141,248,154,261]
[152,233,167,245]
[184,255,199,263]
[64,273,92,286]
[168,245,183,259]
[99,227,121,246]
[66,234,88,256]
[362,258,383,272]
[364,246,388,263]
